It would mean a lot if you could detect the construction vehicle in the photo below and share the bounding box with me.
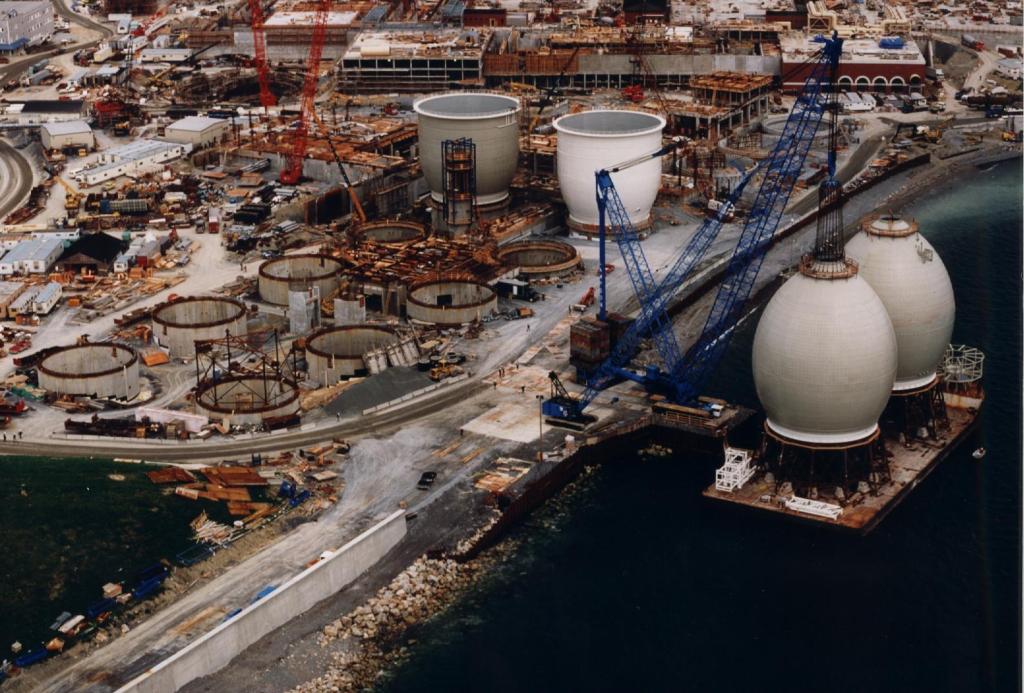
[311,111,366,224]
[57,177,81,213]
[543,32,845,420]
[279,0,331,185]
[527,47,580,132]
[247,0,276,109]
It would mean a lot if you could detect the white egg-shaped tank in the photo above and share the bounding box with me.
[414,92,521,206]
[554,110,665,232]
[845,214,955,392]
[752,267,898,445]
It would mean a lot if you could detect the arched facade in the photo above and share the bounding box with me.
[890,76,906,93]
[873,76,888,92]
[856,76,870,92]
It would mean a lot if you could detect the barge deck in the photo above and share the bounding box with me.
[702,403,981,535]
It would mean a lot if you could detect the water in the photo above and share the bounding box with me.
[378,161,1022,693]
[0,458,229,652]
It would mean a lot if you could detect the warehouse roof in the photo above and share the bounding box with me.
[165,115,228,133]
[3,237,63,264]
[60,232,124,264]
[42,120,92,136]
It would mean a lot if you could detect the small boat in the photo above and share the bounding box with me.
[972,447,986,460]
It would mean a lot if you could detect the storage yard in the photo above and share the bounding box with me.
[0,0,1018,686]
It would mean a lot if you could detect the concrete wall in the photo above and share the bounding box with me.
[195,377,300,425]
[406,281,497,326]
[38,344,140,399]
[258,255,344,306]
[306,325,400,385]
[117,510,407,693]
[152,297,248,359]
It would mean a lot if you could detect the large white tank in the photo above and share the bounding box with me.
[845,214,955,392]
[752,262,898,445]
[413,92,521,207]
[554,110,665,232]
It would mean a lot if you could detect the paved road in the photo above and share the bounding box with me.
[0,0,111,85]
[0,378,489,461]
[0,138,33,219]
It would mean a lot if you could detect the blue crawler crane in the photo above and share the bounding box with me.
[544,33,845,421]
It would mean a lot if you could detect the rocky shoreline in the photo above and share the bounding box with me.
[290,467,601,692]
[279,144,1024,693]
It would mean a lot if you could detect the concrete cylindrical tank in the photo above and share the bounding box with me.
[152,296,248,359]
[305,325,401,385]
[495,239,582,279]
[845,214,955,392]
[406,280,497,326]
[38,343,140,400]
[554,110,665,233]
[258,254,345,306]
[195,376,300,425]
[413,93,521,207]
[752,264,897,445]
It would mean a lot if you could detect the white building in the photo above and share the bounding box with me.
[41,120,95,151]
[162,115,231,148]
[0,0,53,53]
[69,139,192,186]
[30,281,61,314]
[0,237,64,275]
[138,47,192,63]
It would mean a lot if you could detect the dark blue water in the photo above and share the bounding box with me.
[378,161,1022,693]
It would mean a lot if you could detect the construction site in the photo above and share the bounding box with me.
[0,0,1018,686]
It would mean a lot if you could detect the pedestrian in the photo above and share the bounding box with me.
[335,413,340,421]
[494,381,498,389]
[527,324,530,332]
[460,428,464,437]
[18,431,22,439]
[521,385,526,394]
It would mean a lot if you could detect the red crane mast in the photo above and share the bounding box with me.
[279,0,330,185]
[247,0,276,109]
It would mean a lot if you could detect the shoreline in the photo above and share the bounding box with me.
[265,144,1020,692]
[4,141,1018,692]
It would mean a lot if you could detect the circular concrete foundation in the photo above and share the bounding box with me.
[406,280,497,326]
[361,221,427,247]
[38,343,140,399]
[195,375,300,425]
[152,296,248,358]
[496,240,582,279]
[258,254,345,306]
[306,325,400,384]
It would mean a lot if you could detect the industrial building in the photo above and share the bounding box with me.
[0,237,64,276]
[0,0,53,53]
[70,139,192,186]
[0,99,88,125]
[162,115,231,148]
[40,120,96,151]
[58,233,126,275]
[780,34,926,93]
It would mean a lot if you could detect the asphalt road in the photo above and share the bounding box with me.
[0,379,489,461]
[0,138,33,219]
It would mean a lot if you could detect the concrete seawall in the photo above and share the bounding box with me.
[116,510,407,693]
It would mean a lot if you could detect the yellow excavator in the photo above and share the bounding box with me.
[57,177,81,213]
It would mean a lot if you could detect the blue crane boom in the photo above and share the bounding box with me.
[543,33,843,420]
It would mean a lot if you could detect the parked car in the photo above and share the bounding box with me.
[417,471,437,490]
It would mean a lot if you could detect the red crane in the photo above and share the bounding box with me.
[279,0,330,185]
[247,0,276,109]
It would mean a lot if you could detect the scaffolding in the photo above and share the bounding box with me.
[441,138,478,231]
